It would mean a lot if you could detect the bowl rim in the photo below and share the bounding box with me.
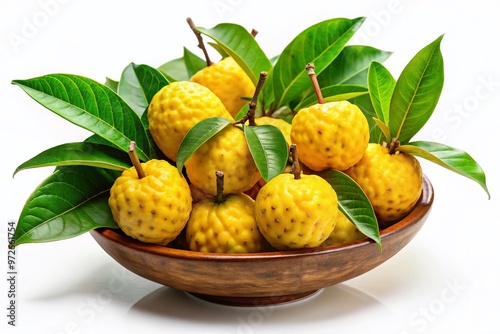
[92,174,433,261]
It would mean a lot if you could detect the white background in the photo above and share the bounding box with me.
[1,0,499,333]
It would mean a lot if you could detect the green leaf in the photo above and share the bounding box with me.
[13,166,120,245]
[243,125,288,182]
[84,134,118,149]
[158,47,206,82]
[260,65,276,113]
[140,108,164,160]
[318,169,381,249]
[117,63,169,117]
[14,142,131,176]
[398,141,490,199]
[267,17,365,110]
[373,118,390,143]
[207,42,229,58]
[196,23,272,85]
[318,45,392,87]
[105,77,119,92]
[269,105,294,124]
[12,74,152,161]
[235,104,250,121]
[295,85,368,111]
[176,117,232,172]
[389,35,445,144]
[368,61,396,124]
[349,94,382,143]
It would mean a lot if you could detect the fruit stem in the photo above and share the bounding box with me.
[128,141,146,179]
[215,171,225,204]
[251,29,258,37]
[186,17,213,66]
[306,63,324,104]
[290,144,302,180]
[233,71,268,126]
[386,138,401,155]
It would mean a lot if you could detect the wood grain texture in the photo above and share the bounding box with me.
[91,176,433,306]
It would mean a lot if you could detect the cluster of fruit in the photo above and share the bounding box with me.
[11,17,488,251]
[108,56,419,253]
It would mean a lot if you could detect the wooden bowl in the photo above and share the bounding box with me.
[90,175,433,306]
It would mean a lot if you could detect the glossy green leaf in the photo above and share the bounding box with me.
[389,35,445,144]
[398,141,490,198]
[243,125,288,182]
[318,169,381,249]
[13,166,120,245]
[117,63,169,116]
[235,104,250,121]
[268,105,294,124]
[350,94,382,143]
[12,74,152,161]
[267,17,365,110]
[84,134,118,149]
[208,42,229,58]
[373,118,390,143]
[318,45,392,87]
[176,117,232,172]
[140,109,165,160]
[197,23,272,85]
[105,77,119,92]
[14,142,131,176]
[158,47,206,82]
[368,61,396,124]
[295,85,368,111]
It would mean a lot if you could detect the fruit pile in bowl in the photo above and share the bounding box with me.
[11,17,489,305]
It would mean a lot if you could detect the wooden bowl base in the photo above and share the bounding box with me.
[90,176,433,308]
[188,290,320,307]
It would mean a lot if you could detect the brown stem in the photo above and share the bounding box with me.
[387,138,401,155]
[233,71,268,126]
[306,63,324,104]
[128,141,146,179]
[215,171,224,204]
[289,144,301,180]
[186,17,213,66]
[251,28,258,37]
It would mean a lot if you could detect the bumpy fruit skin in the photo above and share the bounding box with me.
[108,159,192,246]
[290,100,369,171]
[190,57,255,118]
[185,126,261,196]
[321,211,365,246]
[255,173,338,250]
[186,193,266,253]
[255,116,292,146]
[345,143,423,224]
[147,81,233,161]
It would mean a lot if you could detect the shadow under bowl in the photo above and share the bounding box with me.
[90,175,433,306]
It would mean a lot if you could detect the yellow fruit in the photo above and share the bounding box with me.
[190,57,255,118]
[255,173,338,250]
[108,159,192,246]
[290,100,369,171]
[345,143,423,224]
[321,211,365,246]
[254,116,292,146]
[147,81,233,161]
[185,126,261,196]
[186,193,266,253]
